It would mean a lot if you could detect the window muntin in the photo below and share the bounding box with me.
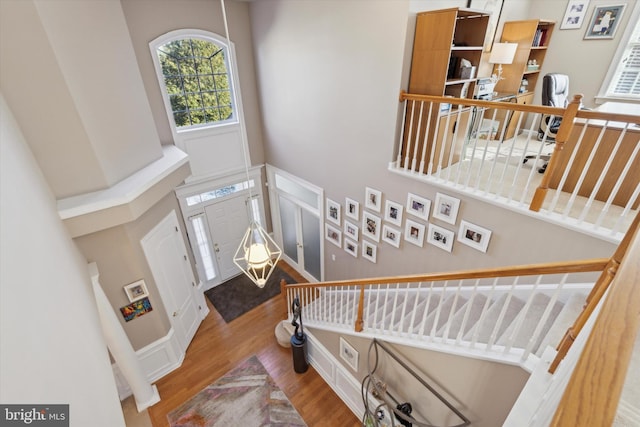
[155,36,235,130]
[605,19,640,99]
[185,179,255,207]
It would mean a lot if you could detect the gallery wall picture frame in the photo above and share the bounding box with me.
[382,224,401,248]
[560,0,590,30]
[325,223,342,248]
[344,238,358,258]
[326,198,341,225]
[120,297,153,322]
[384,200,404,226]
[404,219,426,248]
[345,197,360,221]
[124,279,149,303]
[427,223,455,253]
[433,192,461,225]
[584,4,626,39]
[344,220,359,241]
[458,220,493,253]
[362,240,377,263]
[406,193,431,221]
[362,211,381,242]
[340,337,359,371]
[365,187,382,212]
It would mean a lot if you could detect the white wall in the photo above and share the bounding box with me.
[0,94,125,426]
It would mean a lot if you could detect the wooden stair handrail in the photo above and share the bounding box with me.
[549,210,640,373]
[550,213,640,426]
[283,258,608,291]
[283,258,608,334]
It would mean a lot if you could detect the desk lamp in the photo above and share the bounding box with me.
[489,42,517,84]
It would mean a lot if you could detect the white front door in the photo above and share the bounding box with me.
[205,194,251,283]
[141,210,201,352]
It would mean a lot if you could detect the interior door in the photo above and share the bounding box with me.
[278,194,321,282]
[204,194,250,283]
[142,210,200,352]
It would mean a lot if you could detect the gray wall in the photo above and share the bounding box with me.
[249,0,620,283]
[311,329,529,427]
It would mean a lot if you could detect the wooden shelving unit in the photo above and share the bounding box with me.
[409,8,491,98]
[402,8,490,171]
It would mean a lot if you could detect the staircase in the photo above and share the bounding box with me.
[300,279,593,368]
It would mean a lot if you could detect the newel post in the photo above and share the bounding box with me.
[355,285,365,332]
[530,94,583,212]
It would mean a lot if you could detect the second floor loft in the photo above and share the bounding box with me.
[390,92,640,245]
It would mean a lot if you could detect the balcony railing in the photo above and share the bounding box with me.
[390,92,640,242]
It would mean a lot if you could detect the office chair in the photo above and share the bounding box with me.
[524,73,570,173]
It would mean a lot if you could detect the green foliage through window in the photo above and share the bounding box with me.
[157,37,234,128]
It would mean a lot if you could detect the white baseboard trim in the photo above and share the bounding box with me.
[114,327,185,400]
[305,330,384,423]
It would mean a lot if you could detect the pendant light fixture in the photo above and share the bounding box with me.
[220,0,282,287]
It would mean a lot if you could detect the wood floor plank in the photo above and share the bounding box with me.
[148,262,360,427]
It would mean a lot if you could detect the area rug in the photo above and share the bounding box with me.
[167,355,307,427]
[205,266,296,323]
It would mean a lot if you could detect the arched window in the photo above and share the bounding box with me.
[151,30,237,132]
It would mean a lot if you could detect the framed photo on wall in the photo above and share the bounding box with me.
[124,280,149,303]
[325,223,342,248]
[404,219,426,247]
[326,198,341,225]
[382,225,401,248]
[362,240,377,263]
[427,223,455,253]
[560,0,590,30]
[344,220,359,241]
[433,193,460,225]
[344,238,358,258]
[365,187,382,212]
[362,211,381,242]
[458,220,493,253]
[406,193,431,221]
[584,4,626,39]
[384,200,404,226]
[345,197,360,221]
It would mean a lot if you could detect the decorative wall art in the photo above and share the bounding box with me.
[560,0,590,30]
[124,279,149,303]
[345,197,360,221]
[427,223,455,253]
[458,220,493,253]
[365,187,382,212]
[433,193,461,225]
[362,240,377,263]
[584,4,626,39]
[404,219,426,248]
[406,193,431,221]
[325,223,342,248]
[339,337,359,371]
[344,221,359,241]
[326,198,341,225]
[344,238,358,258]
[362,211,381,242]
[382,225,401,248]
[384,200,404,227]
[120,297,153,322]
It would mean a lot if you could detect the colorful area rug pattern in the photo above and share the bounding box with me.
[167,355,307,427]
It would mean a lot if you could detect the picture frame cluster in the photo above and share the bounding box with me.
[324,188,494,263]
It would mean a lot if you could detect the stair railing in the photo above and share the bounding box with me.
[393,92,640,241]
[282,259,607,363]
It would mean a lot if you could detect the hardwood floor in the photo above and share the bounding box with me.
[148,262,360,427]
